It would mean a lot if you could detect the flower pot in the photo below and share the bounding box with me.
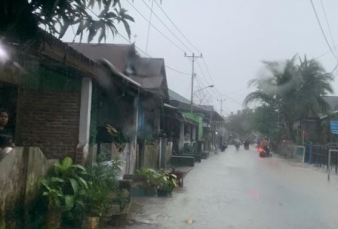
[145,187,156,196]
[131,188,146,197]
[45,210,62,229]
[157,189,169,197]
[87,216,100,229]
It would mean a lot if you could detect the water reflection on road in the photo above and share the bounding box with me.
[123,146,338,229]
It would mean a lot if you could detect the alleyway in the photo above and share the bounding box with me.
[125,147,338,229]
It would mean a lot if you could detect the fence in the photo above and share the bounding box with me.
[140,139,173,169]
[303,143,338,172]
[276,142,338,179]
[0,147,56,229]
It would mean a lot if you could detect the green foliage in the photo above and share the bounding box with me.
[225,108,254,138]
[155,172,178,191]
[1,0,134,43]
[85,158,122,216]
[183,142,196,155]
[244,55,333,141]
[111,189,130,212]
[41,157,88,212]
[252,105,279,137]
[136,168,158,187]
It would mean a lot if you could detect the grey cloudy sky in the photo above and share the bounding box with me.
[63,0,338,115]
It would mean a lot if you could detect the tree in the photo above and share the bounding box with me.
[0,0,134,43]
[225,108,254,139]
[252,105,278,137]
[244,55,333,141]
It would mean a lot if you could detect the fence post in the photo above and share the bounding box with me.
[309,143,312,164]
[327,149,338,181]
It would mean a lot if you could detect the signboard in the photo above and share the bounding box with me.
[293,146,305,163]
[330,121,338,134]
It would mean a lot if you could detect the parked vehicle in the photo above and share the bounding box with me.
[258,146,272,157]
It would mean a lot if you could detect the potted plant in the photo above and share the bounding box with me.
[85,157,121,229]
[85,183,108,229]
[110,189,130,212]
[155,172,178,197]
[136,168,158,196]
[41,157,88,229]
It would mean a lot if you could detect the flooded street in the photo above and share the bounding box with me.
[125,147,338,229]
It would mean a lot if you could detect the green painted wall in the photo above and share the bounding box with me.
[182,112,203,141]
[22,66,81,92]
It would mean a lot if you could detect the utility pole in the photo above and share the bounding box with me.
[185,53,203,113]
[217,98,226,116]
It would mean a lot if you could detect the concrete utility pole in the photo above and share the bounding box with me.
[185,53,203,113]
[217,98,226,116]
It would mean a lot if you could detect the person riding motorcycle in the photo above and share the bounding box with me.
[243,139,250,149]
[234,139,240,151]
[261,138,270,154]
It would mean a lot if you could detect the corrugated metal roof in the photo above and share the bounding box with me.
[168,89,191,104]
[69,43,133,72]
[69,43,168,98]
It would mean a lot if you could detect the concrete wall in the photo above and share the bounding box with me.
[97,142,136,175]
[182,112,204,141]
[142,142,159,169]
[0,147,56,229]
[165,141,173,166]
[16,88,81,161]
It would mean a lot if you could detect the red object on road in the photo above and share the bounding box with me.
[258,146,264,153]
[171,168,192,188]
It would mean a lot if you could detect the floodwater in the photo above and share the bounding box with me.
[120,146,338,229]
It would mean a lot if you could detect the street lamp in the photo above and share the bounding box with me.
[191,84,214,113]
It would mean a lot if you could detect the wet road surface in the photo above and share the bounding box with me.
[123,146,338,229]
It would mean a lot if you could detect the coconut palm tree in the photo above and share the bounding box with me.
[244,55,333,141]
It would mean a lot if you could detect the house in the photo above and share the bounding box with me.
[69,43,175,169]
[292,96,338,144]
[168,89,225,152]
[0,30,103,164]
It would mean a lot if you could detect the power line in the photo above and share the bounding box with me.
[117,32,191,75]
[217,98,226,116]
[190,75,212,105]
[184,53,203,112]
[310,0,337,59]
[145,0,154,53]
[214,88,243,106]
[196,60,211,85]
[153,0,202,53]
[125,0,186,53]
[320,0,337,56]
[194,69,242,106]
[141,0,194,53]
[153,0,217,89]
[202,58,214,84]
[165,65,191,75]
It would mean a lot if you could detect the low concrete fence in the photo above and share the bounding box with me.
[142,143,159,169]
[0,147,56,229]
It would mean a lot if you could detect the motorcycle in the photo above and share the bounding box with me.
[221,143,228,152]
[234,142,240,152]
[258,146,272,157]
[244,143,249,150]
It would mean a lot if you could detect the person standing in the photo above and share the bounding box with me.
[0,110,14,151]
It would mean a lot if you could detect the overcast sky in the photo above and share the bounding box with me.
[63,0,338,115]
